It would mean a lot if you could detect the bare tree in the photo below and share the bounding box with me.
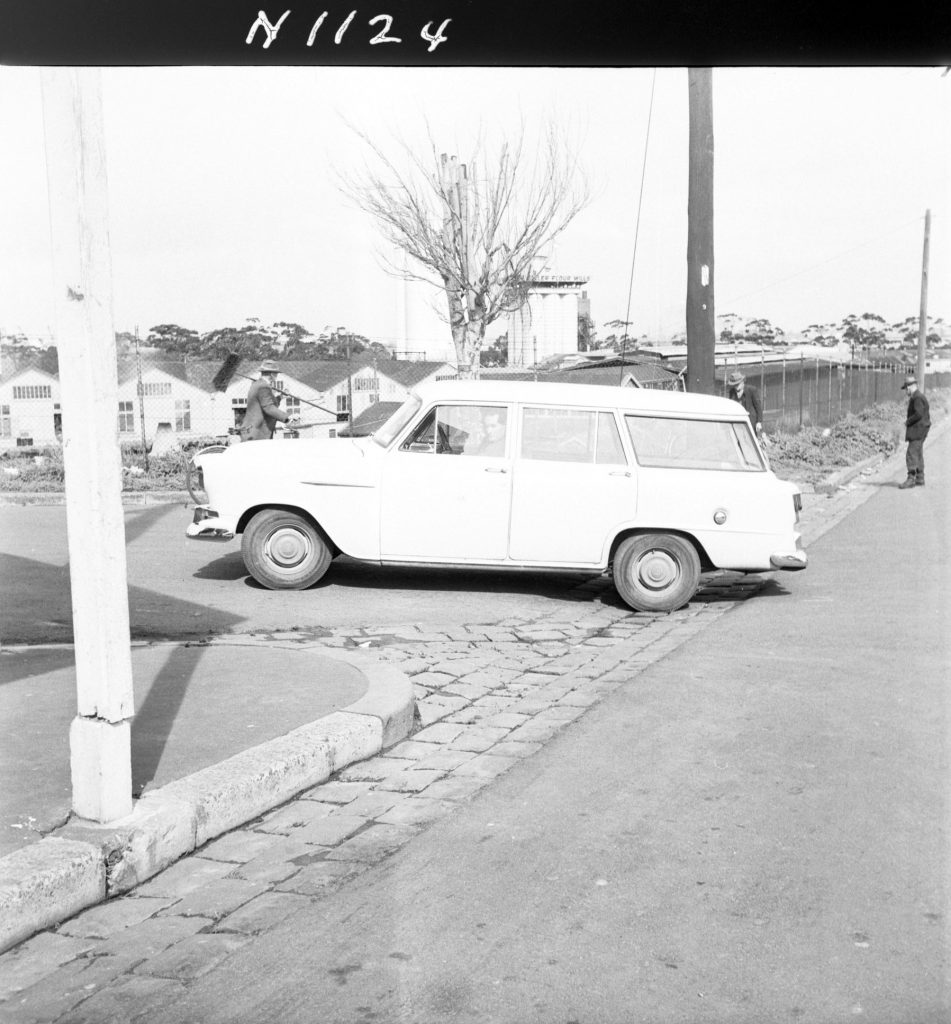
[342,124,589,377]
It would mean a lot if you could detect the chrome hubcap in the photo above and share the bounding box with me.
[635,550,678,591]
[265,527,312,570]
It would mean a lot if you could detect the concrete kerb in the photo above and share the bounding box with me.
[0,649,414,954]
[813,451,893,494]
[0,491,193,506]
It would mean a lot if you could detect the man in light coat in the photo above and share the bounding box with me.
[239,360,294,441]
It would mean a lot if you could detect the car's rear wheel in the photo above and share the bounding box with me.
[613,533,701,613]
[241,509,332,590]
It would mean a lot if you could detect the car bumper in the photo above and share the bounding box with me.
[769,547,808,571]
[186,506,237,540]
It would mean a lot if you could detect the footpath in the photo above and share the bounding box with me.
[0,421,946,1018]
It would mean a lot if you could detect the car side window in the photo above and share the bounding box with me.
[399,405,508,456]
[520,407,627,465]
[625,415,765,471]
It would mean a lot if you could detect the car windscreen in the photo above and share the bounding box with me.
[625,415,765,471]
[372,394,423,447]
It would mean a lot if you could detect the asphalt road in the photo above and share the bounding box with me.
[0,502,604,645]
[132,430,950,1024]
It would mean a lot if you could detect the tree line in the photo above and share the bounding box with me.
[578,312,947,353]
[141,319,393,362]
[0,319,396,376]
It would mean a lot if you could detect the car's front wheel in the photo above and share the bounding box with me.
[613,533,701,613]
[241,509,333,590]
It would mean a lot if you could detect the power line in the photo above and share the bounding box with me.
[619,68,657,381]
[719,215,926,309]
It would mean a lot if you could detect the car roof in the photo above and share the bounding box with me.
[411,379,742,418]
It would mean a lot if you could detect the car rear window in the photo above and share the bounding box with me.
[624,415,765,471]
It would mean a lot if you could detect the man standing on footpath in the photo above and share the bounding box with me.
[240,359,296,441]
[898,372,931,488]
[726,370,764,440]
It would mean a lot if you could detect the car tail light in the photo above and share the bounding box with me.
[793,492,802,522]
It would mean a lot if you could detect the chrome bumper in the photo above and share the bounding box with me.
[186,506,236,541]
[770,548,808,571]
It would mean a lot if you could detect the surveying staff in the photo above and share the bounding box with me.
[898,372,931,489]
[726,370,764,439]
[240,360,295,441]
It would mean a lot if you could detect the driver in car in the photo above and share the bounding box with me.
[473,410,506,456]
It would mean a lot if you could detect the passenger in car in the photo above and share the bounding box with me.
[473,410,507,456]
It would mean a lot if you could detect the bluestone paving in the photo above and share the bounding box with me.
[212,891,309,936]
[133,857,233,899]
[91,915,207,960]
[0,934,97,998]
[323,822,420,862]
[196,829,282,863]
[131,931,250,981]
[414,749,479,771]
[273,859,368,896]
[155,877,268,920]
[252,800,334,835]
[56,897,174,940]
[224,840,319,885]
[291,814,365,847]
[54,975,187,1024]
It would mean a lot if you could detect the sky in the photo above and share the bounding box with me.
[0,65,948,361]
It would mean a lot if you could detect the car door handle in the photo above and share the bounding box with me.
[484,466,508,473]
[609,470,632,477]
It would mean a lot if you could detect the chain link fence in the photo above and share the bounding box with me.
[721,358,951,434]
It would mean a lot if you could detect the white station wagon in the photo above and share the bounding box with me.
[187,380,806,612]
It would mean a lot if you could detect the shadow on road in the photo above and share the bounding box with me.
[193,551,792,609]
[192,550,247,581]
[2,551,246,644]
[195,551,602,599]
[589,573,791,612]
[0,644,76,687]
[122,502,180,544]
[131,643,205,793]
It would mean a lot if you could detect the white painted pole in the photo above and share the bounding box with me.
[41,68,134,823]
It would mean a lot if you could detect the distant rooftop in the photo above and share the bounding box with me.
[525,275,589,287]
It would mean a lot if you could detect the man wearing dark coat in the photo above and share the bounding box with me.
[898,372,931,488]
[726,370,764,438]
[239,360,293,441]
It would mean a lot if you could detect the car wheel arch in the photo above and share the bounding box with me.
[236,503,339,556]
[608,528,713,574]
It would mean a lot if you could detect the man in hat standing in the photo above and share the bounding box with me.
[898,372,930,488]
[239,360,295,441]
[726,370,764,439]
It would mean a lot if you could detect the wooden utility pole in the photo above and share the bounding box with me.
[41,68,134,823]
[917,209,931,386]
[686,68,716,395]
